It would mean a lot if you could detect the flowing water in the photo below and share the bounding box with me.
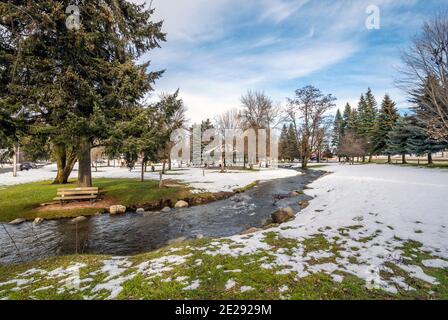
[0,168,324,264]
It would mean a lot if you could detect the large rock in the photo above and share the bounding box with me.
[241,227,261,235]
[109,205,126,215]
[33,217,44,225]
[299,201,309,209]
[9,218,26,225]
[161,206,171,213]
[174,200,189,209]
[136,208,145,214]
[271,207,296,224]
[71,216,87,223]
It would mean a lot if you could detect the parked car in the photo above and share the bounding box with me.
[19,162,37,171]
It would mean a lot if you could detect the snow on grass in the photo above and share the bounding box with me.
[225,279,236,290]
[422,259,448,269]
[193,164,448,293]
[1,163,447,299]
[240,286,254,292]
[0,164,298,193]
[183,279,201,291]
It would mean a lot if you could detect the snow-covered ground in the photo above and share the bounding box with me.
[208,163,448,293]
[0,164,299,193]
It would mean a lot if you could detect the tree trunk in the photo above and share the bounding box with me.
[141,160,145,182]
[428,153,433,165]
[77,137,92,187]
[301,155,308,169]
[402,154,407,164]
[53,144,77,184]
[301,138,309,169]
[168,153,172,171]
[220,151,225,173]
[162,160,166,174]
[387,155,391,164]
[12,144,17,177]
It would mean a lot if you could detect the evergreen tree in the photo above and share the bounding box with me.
[386,116,413,164]
[406,116,448,165]
[0,109,17,151]
[347,108,359,133]
[190,119,214,164]
[358,89,378,161]
[331,109,343,151]
[0,1,166,186]
[342,103,352,133]
[279,124,289,161]
[372,95,399,162]
[286,124,300,161]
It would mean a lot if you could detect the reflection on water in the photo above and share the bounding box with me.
[0,169,323,264]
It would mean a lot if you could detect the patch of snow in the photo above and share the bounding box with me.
[422,259,448,269]
[223,269,241,273]
[183,280,201,291]
[279,285,289,292]
[225,279,236,290]
[240,286,254,292]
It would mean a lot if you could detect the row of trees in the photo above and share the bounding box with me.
[0,1,187,185]
[188,86,333,170]
[332,87,448,164]
[332,89,398,162]
[331,12,448,165]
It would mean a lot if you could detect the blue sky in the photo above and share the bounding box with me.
[136,0,445,122]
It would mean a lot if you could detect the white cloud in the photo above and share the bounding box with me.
[259,0,310,23]
[138,0,425,122]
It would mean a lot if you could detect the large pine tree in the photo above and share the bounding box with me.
[372,94,399,162]
[279,124,289,161]
[406,116,448,165]
[286,123,300,161]
[386,116,413,164]
[0,1,166,186]
[331,109,343,151]
[342,103,352,133]
[358,88,378,161]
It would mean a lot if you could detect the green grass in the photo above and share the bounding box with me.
[0,178,192,222]
[1,236,446,300]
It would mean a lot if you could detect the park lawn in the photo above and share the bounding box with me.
[0,178,192,222]
[0,236,446,300]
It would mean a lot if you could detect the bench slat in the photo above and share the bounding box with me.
[54,195,98,201]
[57,187,98,192]
[57,191,99,196]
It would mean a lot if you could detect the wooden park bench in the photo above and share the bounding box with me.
[54,187,99,205]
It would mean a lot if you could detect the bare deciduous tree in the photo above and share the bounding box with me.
[240,91,281,166]
[286,85,336,169]
[337,132,368,165]
[400,12,448,141]
[214,108,244,171]
[240,90,281,130]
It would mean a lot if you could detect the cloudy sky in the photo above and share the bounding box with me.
[136,0,443,123]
